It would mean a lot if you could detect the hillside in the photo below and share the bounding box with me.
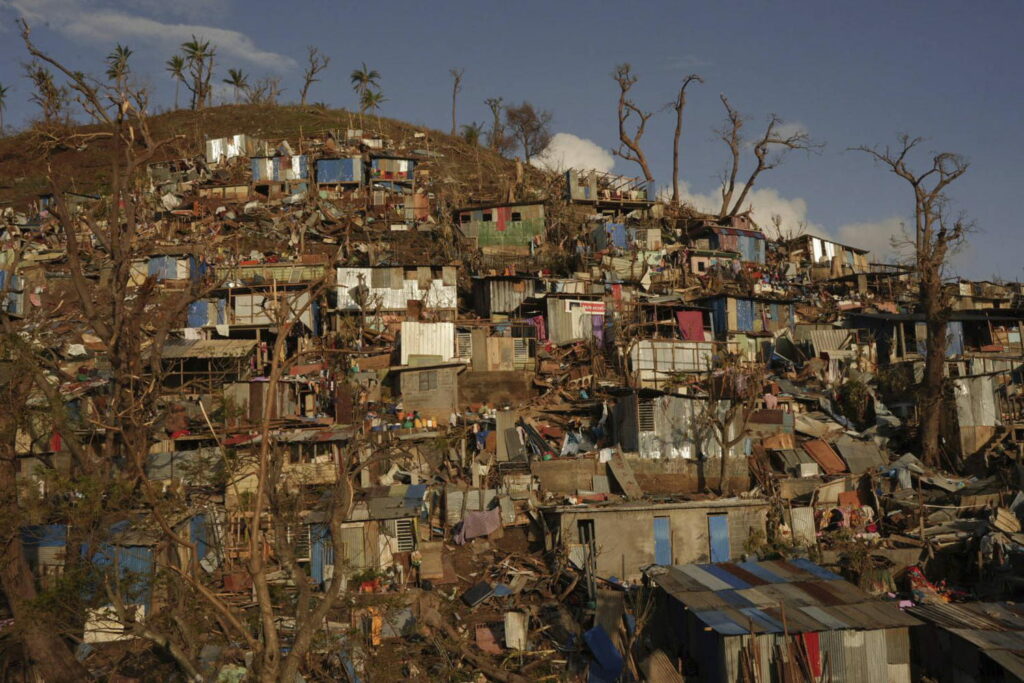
[0,104,551,209]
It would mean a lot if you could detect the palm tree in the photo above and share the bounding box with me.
[350,62,380,128]
[166,55,185,109]
[360,89,387,134]
[182,37,215,108]
[223,68,249,104]
[105,44,133,87]
[460,122,485,146]
[0,83,8,135]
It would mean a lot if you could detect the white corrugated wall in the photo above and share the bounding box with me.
[400,322,454,365]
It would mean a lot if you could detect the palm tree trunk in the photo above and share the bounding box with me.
[174,81,179,110]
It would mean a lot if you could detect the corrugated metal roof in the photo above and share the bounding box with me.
[649,560,919,636]
[808,329,854,356]
[161,339,257,359]
[833,435,888,474]
[913,602,1024,671]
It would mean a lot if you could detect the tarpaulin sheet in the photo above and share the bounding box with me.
[675,310,705,341]
[454,506,501,545]
[584,625,624,683]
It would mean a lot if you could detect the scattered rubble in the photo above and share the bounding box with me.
[4,109,1024,682]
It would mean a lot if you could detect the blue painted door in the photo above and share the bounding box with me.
[708,514,730,563]
[653,517,671,565]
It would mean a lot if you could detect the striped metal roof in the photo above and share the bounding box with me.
[909,601,1024,679]
[649,560,920,635]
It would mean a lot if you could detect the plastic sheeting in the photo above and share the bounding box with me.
[454,506,501,545]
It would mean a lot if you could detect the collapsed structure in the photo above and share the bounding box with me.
[3,112,1024,682]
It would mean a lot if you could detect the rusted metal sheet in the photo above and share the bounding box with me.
[802,439,847,474]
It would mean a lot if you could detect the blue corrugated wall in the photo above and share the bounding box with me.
[736,299,755,332]
[310,523,330,587]
[710,297,728,337]
[84,521,155,610]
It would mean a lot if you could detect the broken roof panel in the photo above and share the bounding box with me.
[833,435,888,474]
[802,439,847,474]
[161,339,257,359]
[808,329,854,357]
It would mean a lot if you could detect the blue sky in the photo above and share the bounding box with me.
[1,0,1020,279]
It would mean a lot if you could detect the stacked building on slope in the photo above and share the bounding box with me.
[3,123,1024,681]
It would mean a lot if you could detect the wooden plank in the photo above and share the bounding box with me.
[417,541,445,580]
[608,449,643,499]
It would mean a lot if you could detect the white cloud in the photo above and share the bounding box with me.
[771,120,809,142]
[832,217,909,262]
[670,181,907,261]
[532,133,615,174]
[7,0,295,70]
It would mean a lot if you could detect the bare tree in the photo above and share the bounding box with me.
[505,101,552,163]
[300,46,330,106]
[449,67,464,136]
[245,76,284,106]
[0,82,9,134]
[613,63,655,185]
[1,42,211,679]
[20,20,113,125]
[855,135,970,466]
[686,355,765,494]
[668,74,703,205]
[485,96,513,155]
[0,365,88,682]
[716,95,819,219]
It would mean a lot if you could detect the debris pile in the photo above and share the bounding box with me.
[4,110,1024,682]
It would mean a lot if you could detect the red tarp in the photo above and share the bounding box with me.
[675,310,705,341]
[802,632,822,678]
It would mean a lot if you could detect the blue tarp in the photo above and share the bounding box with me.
[188,255,210,282]
[187,300,206,327]
[584,625,624,683]
[603,223,627,250]
[317,158,362,184]
[83,521,155,610]
[147,256,177,281]
[22,524,67,548]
